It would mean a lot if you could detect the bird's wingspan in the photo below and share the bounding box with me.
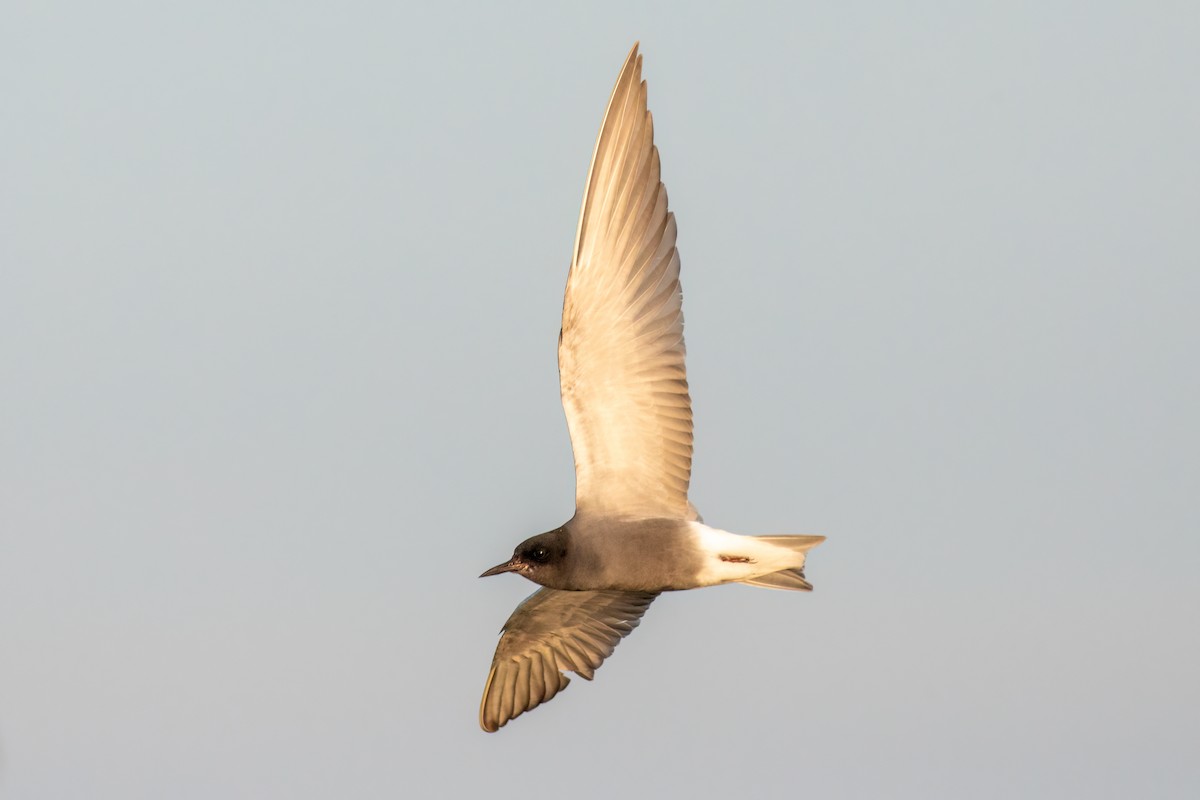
[558,43,693,519]
[479,587,658,732]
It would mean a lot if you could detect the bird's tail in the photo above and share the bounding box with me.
[738,535,826,592]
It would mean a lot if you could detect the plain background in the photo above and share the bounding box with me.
[3,2,1198,798]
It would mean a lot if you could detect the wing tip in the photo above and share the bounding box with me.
[479,658,573,733]
[623,42,644,90]
[479,664,500,732]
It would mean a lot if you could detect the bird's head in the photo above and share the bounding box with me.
[480,528,569,586]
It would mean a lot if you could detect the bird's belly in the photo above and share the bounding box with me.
[567,519,708,592]
[562,519,794,592]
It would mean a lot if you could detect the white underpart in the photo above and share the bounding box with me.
[688,522,806,586]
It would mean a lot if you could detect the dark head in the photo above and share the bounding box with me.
[480,528,570,587]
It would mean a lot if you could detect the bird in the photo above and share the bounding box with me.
[478,43,825,733]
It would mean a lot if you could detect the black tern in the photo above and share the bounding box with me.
[478,43,825,732]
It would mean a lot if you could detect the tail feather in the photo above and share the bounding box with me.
[741,568,813,591]
[739,535,825,592]
[753,535,826,551]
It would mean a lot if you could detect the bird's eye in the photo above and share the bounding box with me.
[530,547,549,563]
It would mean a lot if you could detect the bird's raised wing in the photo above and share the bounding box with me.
[479,587,658,732]
[559,43,693,519]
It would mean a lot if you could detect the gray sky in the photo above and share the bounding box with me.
[3,2,1198,798]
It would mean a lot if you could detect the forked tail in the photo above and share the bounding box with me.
[739,535,826,592]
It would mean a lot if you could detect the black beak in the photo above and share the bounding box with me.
[479,557,523,578]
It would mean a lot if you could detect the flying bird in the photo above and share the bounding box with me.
[478,43,825,732]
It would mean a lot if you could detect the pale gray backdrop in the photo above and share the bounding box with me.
[3,2,1198,798]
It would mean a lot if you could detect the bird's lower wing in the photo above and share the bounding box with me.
[479,587,658,732]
